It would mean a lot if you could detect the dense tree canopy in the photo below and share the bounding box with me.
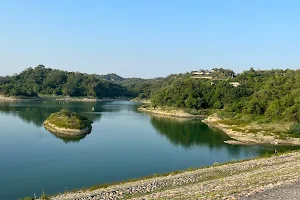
[0,65,131,98]
[151,69,300,122]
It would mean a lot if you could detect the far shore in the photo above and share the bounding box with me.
[0,95,43,101]
[137,106,206,119]
[130,98,151,104]
[0,95,130,102]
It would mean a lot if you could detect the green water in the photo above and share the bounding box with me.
[0,100,273,199]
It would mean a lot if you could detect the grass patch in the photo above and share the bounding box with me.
[230,127,244,132]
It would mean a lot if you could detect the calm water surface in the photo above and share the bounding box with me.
[0,101,272,199]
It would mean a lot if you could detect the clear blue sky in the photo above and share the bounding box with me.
[0,0,299,78]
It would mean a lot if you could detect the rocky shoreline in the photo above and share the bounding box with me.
[47,151,300,200]
[54,97,130,102]
[137,106,206,119]
[136,106,300,146]
[44,120,92,136]
[54,97,99,102]
[130,98,151,104]
[0,95,42,101]
[203,114,300,146]
[0,95,129,102]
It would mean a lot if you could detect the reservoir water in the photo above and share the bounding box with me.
[0,101,272,199]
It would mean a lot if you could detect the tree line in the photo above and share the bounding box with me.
[0,65,131,98]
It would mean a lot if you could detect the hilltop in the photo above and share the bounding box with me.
[0,65,131,98]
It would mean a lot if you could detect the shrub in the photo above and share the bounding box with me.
[289,123,300,135]
[213,101,223,109]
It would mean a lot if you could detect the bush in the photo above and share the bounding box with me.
[289,123,300,135]
[213,101,223,109]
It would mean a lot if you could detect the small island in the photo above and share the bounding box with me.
[44,109,93,136]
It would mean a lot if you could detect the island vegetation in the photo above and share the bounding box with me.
[44,109,93,136]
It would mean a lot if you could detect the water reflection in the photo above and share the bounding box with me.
[150,116,230,148]
[50,131,88,144]
[150,116,268,156]
[0,101,104,127]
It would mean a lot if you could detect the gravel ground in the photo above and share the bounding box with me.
[242,180,300,200]
[50,152,300,200]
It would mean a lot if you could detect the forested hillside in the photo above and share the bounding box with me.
[94,73,125,82]
[0,65,131,98]
[151,69,300,122]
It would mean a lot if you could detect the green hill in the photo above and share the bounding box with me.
[0,65,131,98]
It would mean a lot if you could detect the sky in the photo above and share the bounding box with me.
[0,0,299,78]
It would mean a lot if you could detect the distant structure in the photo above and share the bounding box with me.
[191,68,240,87]
[229,82,240,87]
[191,69,213,79]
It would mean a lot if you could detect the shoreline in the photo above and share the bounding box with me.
[0,95,131,102]
[0,95,43,102]
[46,151,300,200]
[138,105,300,146]
[54,97,131,102]
[137,106,206,119]
[130,98,151,104]
[43,120,91,136]
[203,114,300,146]
[54,97,100,102]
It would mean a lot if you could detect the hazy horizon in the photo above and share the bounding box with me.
[1,0,299,78]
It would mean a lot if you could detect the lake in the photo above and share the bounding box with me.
[0,100,272,199]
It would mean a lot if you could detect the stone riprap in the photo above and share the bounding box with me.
[50,151,300,200]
